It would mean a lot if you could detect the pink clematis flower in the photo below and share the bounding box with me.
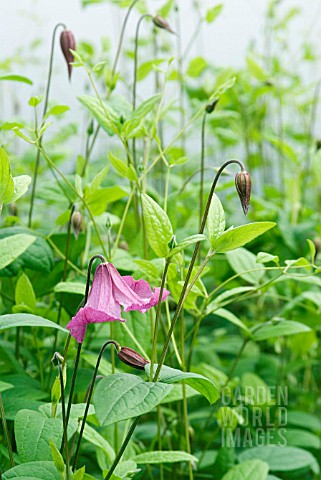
[66,262,170,343]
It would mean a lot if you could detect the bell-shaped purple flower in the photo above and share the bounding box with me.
[66,263,170,343]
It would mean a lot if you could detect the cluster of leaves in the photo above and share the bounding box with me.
[0,1,321,480]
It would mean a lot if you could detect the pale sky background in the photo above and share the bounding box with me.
[1,0,321,148]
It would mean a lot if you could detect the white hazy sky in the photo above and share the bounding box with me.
[1,0,321,131]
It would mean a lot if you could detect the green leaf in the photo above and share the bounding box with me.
[0,228,54,276]
[78,95,118,136]
[93,374,172,426]
[0,147,15,205]
[0,314,68,333]
[167,234,207,258]
[12,175,32,202]
[121,94,160,138]
[87,186,128,215]
[246,56,267,81]
[187,57,207,78]
[0,73,33,85]
[108,151,129,178]
[252,320,311,341]
[210,222,276,253]
[15,410,63,462]
[72,467,86,480]
[133,451,198,464]
[206,287,255,312]
[49,440,64,474]
[0,234,36,270]
[212,308,251,334]
[137,59,166,81]
[282,429,321,449]
[54,282,86,295]
[206,4,223,23]
[141,193,173,257]
[145,364,220,404]
[256,251,279,264]
[238,446,319,473]
[226,248,265,284]
[45,105,70,117]
[3,461,61,480]
[0,381,13,393]
[90,166,110,194]
[82,424,115,463]
[222,460,269,480]
[28,96,43,107]
[15,273,36,312]
[207,193,225,244]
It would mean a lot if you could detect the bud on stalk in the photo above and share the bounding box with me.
[60,30,76,80]
[71,211,82,239]
[152,15,176,34]
[235,170,252,215]
[117,346,149,370]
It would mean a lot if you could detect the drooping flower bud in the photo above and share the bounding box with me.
[51,352,64,366]
[71,211,82,239]
[205,99,219,114]
[235,170,252,215]
[152,15,176,34]
[60,30,76,80]
[117,346,149,370]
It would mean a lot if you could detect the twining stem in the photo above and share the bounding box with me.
[28,22,66,227]
[58,364,70,480]
[105,160,246,476]
[72,340,120,470]
[132,14,152,165]
[65,255,106,430]
[0,393,14,468]
[149,258,171,381]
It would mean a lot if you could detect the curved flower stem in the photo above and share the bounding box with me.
[58,364,70,480]
[28,22,66,227]
[65,255,106,431]
[72,340,120,471]
[199,112,207,231]
[149,258,171,381]
[132,14,152,165]
[153,160,245,382]
[105,160,246,477]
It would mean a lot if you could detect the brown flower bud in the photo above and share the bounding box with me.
[71,211,82,239]
[152,15,176,34]
[205,99,219,114]
[235,170,252,215]
[60,30,76,80]
[117,346,149,370]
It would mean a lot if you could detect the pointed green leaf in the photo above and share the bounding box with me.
[141,193,173,257]
[133,451,198,464]
[0,234,36,270]
[207,193,225,244]
[210,222,276,253]
[252,320,310,341]
[0,147,15,205]
[0,314,68,333]
[93,374,172,426]
[222,460,269,480]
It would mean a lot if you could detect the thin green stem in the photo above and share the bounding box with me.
[72,340,120,470]
[28,22,66,227]
[199,112,207,231]
[132,14,152,165]
[58,365,70,480]
[104,416,141,480]
[0,392,14,468]
[111,189,135,258]
[149,258,171,381]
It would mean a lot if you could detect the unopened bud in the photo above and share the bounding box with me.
[60,29,76,80]
[313,237,321,259]
[117,346,149,370]
[152,15,176,34]
[235,170,252,215]
[168,235,177,250]
[51,352,64,366]
[87,120,94,136]
[9,203,18,216]
[71,211,82,239]
[205,99,219,114]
